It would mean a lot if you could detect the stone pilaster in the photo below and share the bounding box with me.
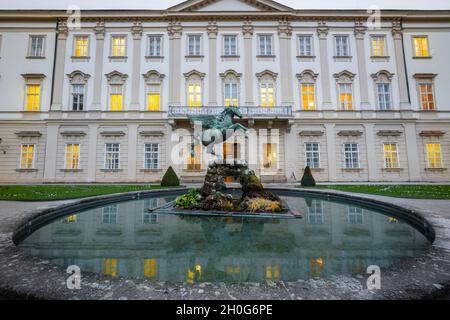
[392,19,411,110]
[129,20,143,111]
[127,124,138,181]
[325,123,336,181]
[207,21,218,106]
[354,20,371,110]
[403,123,421,181]
[317,22,333,109]
[363,123,377,181]
[87,124,98,182]
[242,20,254,106]
[168,20,183,106]
[50,19,68,111]
[43,124,59,182]
[278,19,294,106]
[91,20,105,111]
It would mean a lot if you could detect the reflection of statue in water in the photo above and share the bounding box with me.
[188,107,248,157]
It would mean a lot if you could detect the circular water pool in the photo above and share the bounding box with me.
[17,191,432,283]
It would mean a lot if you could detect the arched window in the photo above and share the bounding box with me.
[256,70,278,108]
[105,71,128,111]
[334,70,356,110]
[297,70,318,110]
[143,70,165,111]
[67,71,90,111]
[220,70,241,107]
[184,70,205,108]
[371,70,394,110]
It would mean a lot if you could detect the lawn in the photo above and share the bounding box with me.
[0,184,176,201]
[312,184,450,199]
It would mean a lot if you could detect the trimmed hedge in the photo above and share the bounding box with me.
[300,166,316,187]
[161,166,180,187]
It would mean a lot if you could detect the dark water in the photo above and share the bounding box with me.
[19,195,431,283]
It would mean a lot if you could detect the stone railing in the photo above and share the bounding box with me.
[168,106,293,118]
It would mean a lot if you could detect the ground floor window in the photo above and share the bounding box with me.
[144,143,159,169]
[102,204,118,224]
[20,144,35,169]
[426,143,443,168]
[262,143,278,169]
[307,200,323,224]
[187,144,202,170]
[383,143,399,168]
[104,143,120,169]
[144,258,157,278]
[65,143,80,169]
[347,206,363,224]
[305,142,320,168]
[343,143,359,168]
[104,258,118,277]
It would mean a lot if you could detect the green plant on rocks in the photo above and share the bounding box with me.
[175,189,201,209]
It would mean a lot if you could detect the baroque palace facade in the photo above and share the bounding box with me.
[0,0,450,183]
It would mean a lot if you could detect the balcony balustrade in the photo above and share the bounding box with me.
[168,106,293,118]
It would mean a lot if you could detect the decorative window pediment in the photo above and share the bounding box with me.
[143,70,165,83]
[21,73,46,83]
[219,69,242,81]
[105,70,128,84]
[413,73,437,80]
[67,70,90,84]
[183,69,206,80]
[296,69,318,83]
[256,69,278,81]
[334,70,356,83]
[371,70,394,83]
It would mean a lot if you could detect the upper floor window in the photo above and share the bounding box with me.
[371,35,387,57]
[20,144,35,169]
[343,143,360,169]
[334,70,355,110]
[298,35,313,56]
[106,71,128,111]
[297,70,318,111]
[334,35,350,57]
[426,143,443,168]
[258,35,273,56]
[220,70,241,107]
[67,71,90,111]
[187,35,202,56]
[223,35,237,56]
[305,142,320,168]
[104,143,120,170]
[257,70,277,107]
[143,70,164,111]
[413,36,430,58]
[28,35,45,58]
[73,36,89,57]
[148,36,162,57]
[383,143,399,168]
[414,74,436,111]
[65,143,80,170]
[184,70,205,108]
[111,36,127,57]
[371,70,394,110]
[22,73,45,112]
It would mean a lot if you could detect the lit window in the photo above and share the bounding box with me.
[265,265,280,280]
[335,35,349,56]
[26,84,40,111]
[259,35,273,56]
[148,36,162,56]
[111,36,126,57]
[104,258,118,277]
[102,204,118,224]
[65,143,80,170]
[262,143,277,169]
[20,144,35,169]
[298,36,313,56]
[147,84,160,111]
[417,81,435,111]
[109,85,123,111]
[74,36,89,57]
[104,143,120,170]
[426,143,442,168]
[224,83,238,107]
[144,258,157,278]
[28,35,45,57]
[347,206,363,224]
[71,84,85,111]
[187,144,202,170]
[338,83,353,110]
[223,143,240,162]
[413,36,430,57]
[305,142,320,168]
[343,143,360,169]
[260,83,274,107]
[301,83,315,110]
[371,36,386,57]
[188,83,202,108]
[310,257,325,278]
[383,143,400,168]
[223,35,237,56]
[307,200,323,224]
[187,35,201,56]
[144,143,159,169]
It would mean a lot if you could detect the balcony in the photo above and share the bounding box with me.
[168,106,293,118]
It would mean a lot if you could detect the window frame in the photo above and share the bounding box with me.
[73,35,90,58]
[343,143,360,169]
[222,34,238,56]
[258,34,274,56]
[426,143,443,169]
[383,143,400,169]
[337,83,353,110]
[104,143,120,170]
[110,35,127,57]
[147,35,163,57]
[412,35,430,58]
[187,34,202,56]
[143,143,160,170]
[334,35,350,57]
[304,142,321,169]
[262,142,279,170]
[416,78,436,111]
[27,35,46,58]
[64,143,81,170]
[297,35,313,57]
[19,143,36,169]
[370,35,387,57]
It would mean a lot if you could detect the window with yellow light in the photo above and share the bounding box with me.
[426,143,442,168]
[301,83,315,110]
[26,84,40,111]
[144,258,157,278]
[20,144,35,169]
[413,36,430,57]
[109,85,123,111]
[265,264,280,280]
[260,84,274,107]
[383,143,399,168]
[187,144,202,170]
[111,36,126,57]
[338,83,353,110]
[188,83,201,108]
[262,143,277,169]
[65,143,80,170]
[371,36,386,57]
[147,85,160,111]
[310,257,325,278]
[104,258,118,277]
[74,36,89,57]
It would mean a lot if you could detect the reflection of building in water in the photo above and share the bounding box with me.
[20,197,430,282]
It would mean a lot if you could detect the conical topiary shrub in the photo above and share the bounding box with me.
[161,166,180,187]
[300,166,316,187]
